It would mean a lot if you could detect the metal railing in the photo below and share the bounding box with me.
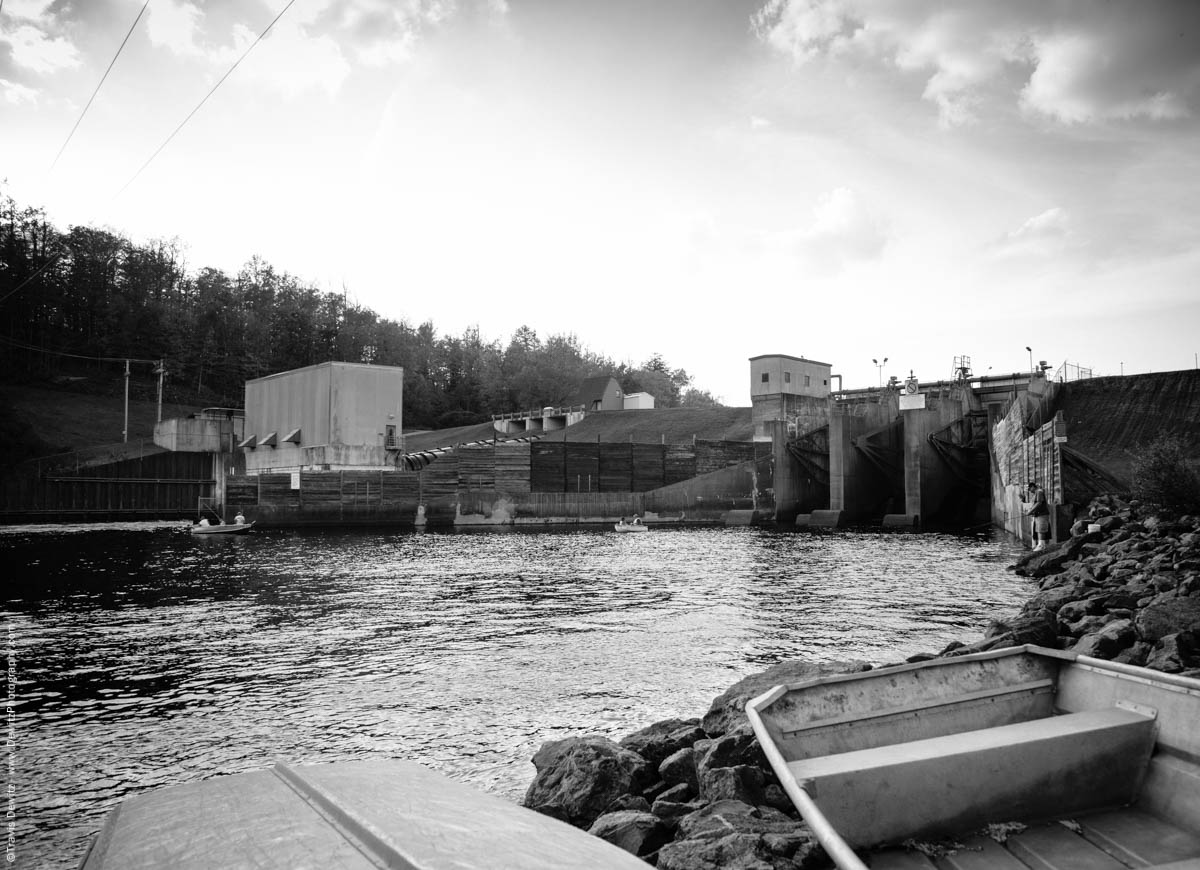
[491,404,585,422]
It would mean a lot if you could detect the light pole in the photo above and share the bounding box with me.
[872,357,888,388]
[1025,346,1033,375]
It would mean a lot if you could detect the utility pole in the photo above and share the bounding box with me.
[123,359,130,442]
[156,359,165,423]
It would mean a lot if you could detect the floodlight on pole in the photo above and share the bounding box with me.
[872,357,888,387]
[1026,346,1033,375]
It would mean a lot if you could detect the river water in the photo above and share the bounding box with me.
[2,522,1030,868]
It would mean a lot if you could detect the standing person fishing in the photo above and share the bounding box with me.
[1026,483,1051,550]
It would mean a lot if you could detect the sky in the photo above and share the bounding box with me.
[3,0,1199,406]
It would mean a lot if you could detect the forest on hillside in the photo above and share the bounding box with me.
[0,189,722,430]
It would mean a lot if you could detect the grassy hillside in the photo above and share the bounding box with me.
[402,407,755,453]
[0,382,203,468]
[539,407,754,444]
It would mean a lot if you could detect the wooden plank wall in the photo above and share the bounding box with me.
[696,439,756,476]
[458,445,495,491]
[664,445,696,486]
[528,440,756,494]
[494,443,531,494]
[228,469,425,522]
[0,451,215,519]
[531,443,566,492]
[632,444,665,491]
[597,444,633,493]
[565,443,600,492]
[192,437,761,525]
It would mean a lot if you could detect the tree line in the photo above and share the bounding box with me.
[0,189,722,430]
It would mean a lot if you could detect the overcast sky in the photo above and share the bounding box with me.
[4,0,1199,405]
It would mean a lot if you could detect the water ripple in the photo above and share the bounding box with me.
[3,525,1030,868]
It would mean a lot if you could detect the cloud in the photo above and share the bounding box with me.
[992,207,1074,258]
[315,0,506,67]
[1022,21,1199,123]
[753,0,1200,127]
[230,19,352,98]
[774,187,888,272]
[2,0,53,18]
[1,77,39,104]
[140,0,503,95]
[145,0,206,58]
[4,23,81,75]
[144,1,350,96]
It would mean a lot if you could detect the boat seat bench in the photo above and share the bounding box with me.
[789,706,1158,849]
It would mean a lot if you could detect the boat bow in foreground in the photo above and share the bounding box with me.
[79,759,649,869]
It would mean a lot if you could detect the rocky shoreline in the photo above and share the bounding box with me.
[521,498,1200,869]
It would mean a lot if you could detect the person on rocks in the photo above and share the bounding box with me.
[1025,483,1050,550]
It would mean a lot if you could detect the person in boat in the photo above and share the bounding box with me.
[1025,483,1050,550]
[632,516,641,525]
[234,511,246,525]
[198,517,209,527]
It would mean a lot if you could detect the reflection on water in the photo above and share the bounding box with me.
[2,523,1029,868]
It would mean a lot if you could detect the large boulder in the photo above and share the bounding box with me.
[660,746,699,792]
[695,730,766,770]
[655,800,822,870]
[984,609,1060,648]
[619,717,705,768]
[587,810,672,858]
[1144,631,1199,673]
[1026,583,1088,616]
[1071,618,1135,659]
[1016,547,1075,578]
[700,765,766,805]
[1135,598,1200,644]
[702,660,869,736]
[522,736,652,829]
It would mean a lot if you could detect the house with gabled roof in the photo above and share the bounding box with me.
[571,375,624,412]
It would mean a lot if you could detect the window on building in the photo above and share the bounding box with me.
[824,379,828,386]
[804,375,811,387]
[385,424,398,449]
[761,372,769,384]
[784,371,791,384]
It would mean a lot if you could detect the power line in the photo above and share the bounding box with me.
[116,0,299,197]
[0,252,67,306]
[51,0,151,171]
[0,334,158,365]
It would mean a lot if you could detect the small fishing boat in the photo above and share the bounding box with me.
[79,759,649,869]
[614,519,648,532]
[746,644,1200,870]
[189,520,254,535]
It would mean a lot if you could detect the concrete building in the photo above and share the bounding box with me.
[750,354,833,440]
[154,408,244,453]
[623,392,656,410]
[240,361,404,473]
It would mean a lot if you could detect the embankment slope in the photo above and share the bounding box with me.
[1056,370,1200,486]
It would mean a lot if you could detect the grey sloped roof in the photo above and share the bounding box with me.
[569,375,619,406]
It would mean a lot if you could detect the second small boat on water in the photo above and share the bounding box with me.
[189,521,255,535]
